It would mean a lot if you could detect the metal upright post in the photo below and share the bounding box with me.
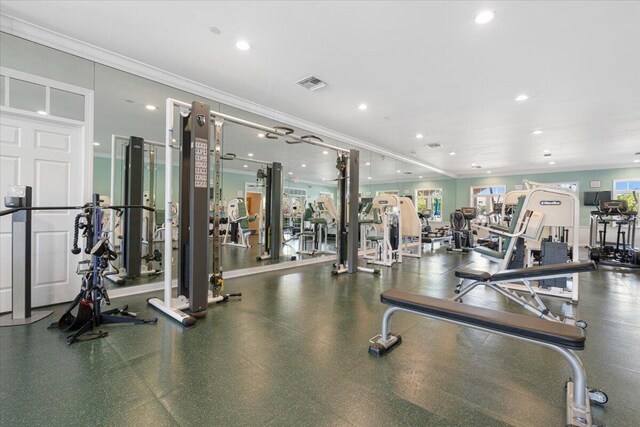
[92,193,102,322]
[263,166,272,255]
[123,136,144,279]
[336,154,348,268]
[147,145,156,258]
[14,187,32,319]
[0,186,53,327]
[348,149,360,273]
[184,102,211,312]
[270,162,283,260]
[211,117,223,288]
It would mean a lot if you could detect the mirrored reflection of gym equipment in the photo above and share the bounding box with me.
[154,99,368,291]
[107,135,163,285]
[221,197,255,248]
[283,194,304,237]
[220,153,283,261]
[298,196,338,256]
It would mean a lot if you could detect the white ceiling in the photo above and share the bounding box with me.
[2,1,639,177]
[91,62,442,184]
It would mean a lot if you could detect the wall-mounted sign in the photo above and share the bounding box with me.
[540,200,561,205]
[514,184,523,190]
[590,181,601,188]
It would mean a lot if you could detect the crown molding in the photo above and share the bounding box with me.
[456,163,639,180]
[0,13,456,178]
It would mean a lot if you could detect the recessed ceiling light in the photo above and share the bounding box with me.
[236,40,250,51]
[301,163,307,168]
[449,151,456,156]
[322,150,329,155]
[322,178,326,181]
[515,94,529,102]
[288,171,293,175]
[365,161,371,166]
[145,105,157,110]
[475,10,495,25]
[37,110,47,115]
[358,103,368,111]
[243,164,248,168]
[633,159,639,163]
[93,142,100,146]
[396,170,401,173]
[486,170,492,174]
[543,149,550,153]
[471,163,477,167]
[248,153,254,157]
[367,176,372,180]
[419,176,423,179]
[416,133,423,139]
[549,161,556,165]
[171,138,176,143]
[532,130,543,135]
[257,133,265,138]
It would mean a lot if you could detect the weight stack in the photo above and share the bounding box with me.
[540,241,569,289]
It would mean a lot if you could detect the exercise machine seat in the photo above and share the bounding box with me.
[379,289,585,349]
[455,261,596,282]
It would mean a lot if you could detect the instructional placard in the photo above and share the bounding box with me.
[194,137,208,188]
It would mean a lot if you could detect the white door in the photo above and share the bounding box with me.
[0,113,85,311]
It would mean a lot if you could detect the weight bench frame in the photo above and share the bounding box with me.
[369,290,606,427]
[453,262,596,326]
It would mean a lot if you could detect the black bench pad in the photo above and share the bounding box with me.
[455,267,491,281]
[491,261,595,281]
[455,261,596,282]
[380,289,585,349]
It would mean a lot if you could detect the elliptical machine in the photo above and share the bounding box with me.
[447,207,477,253]
[589,193,639,268]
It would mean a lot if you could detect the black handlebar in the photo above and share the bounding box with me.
[0,204,154,217]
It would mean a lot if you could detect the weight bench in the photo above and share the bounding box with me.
[369,289,607,426]
[453,262,596,326]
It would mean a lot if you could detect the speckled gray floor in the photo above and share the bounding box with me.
[1,248,638,426]
[104,234,335,288]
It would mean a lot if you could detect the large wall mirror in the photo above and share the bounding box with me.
[1,32,452,294]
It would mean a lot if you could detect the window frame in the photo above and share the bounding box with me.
[414,187,444,222]
[612,178,640,217]
[469,184,507,217]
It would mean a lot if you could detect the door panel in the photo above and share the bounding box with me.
[0,114,84,311]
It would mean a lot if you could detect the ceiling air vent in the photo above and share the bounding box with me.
[403,171,413,175]
[296,75,327,91]
[426,143,442,149]
[472,165,482,169]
